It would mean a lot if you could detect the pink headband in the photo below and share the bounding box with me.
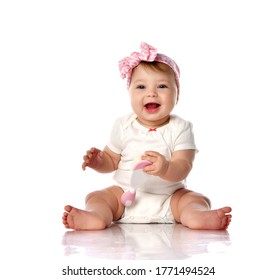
[119,42,180,93]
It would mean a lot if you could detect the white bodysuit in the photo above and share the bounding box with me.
[107,113,197,223]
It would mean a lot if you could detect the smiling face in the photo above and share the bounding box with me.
[128,62,178,128]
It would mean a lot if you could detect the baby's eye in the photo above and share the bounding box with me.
[158,84,168,88]
[136,85,145,89]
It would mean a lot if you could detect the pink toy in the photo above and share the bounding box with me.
[120,160,152,207]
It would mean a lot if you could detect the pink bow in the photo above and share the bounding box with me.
[119,42,157,79]
[118,42,180,94]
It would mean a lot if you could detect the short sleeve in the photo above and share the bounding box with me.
[107,117,123,154]
[173,118,198,152]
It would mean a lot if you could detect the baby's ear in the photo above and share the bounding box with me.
[176,94,179,104]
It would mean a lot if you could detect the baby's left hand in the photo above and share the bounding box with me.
[141,151,169,177]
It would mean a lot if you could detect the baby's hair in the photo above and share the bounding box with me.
[137,61,173,74]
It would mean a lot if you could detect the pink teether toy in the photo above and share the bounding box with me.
[120,160,152,207]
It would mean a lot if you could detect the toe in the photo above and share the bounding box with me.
[64,205,73,212]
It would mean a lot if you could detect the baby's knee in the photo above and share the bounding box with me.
[200,194,211,208]
[85,190,106,204]
[181,191,211,208]
[190,192,211,206]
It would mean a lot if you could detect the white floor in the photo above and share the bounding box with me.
[62,223,231,260]
[56,209,274,280]
[1,201,275,280]
[1,181,276,280]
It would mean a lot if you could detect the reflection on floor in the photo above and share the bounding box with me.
[62,223,231,260]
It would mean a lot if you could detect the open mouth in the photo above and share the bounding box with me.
[145,103,160,109]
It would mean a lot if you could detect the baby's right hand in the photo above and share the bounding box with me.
[82,147,104,170]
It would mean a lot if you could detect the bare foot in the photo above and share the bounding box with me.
[181,206,232,230]
[62,205,107,230]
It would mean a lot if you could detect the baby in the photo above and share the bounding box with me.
[62,42,232,230]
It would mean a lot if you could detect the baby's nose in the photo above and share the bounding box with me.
[147,88,158,97]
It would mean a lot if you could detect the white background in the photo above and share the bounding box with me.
[1,0,276,279]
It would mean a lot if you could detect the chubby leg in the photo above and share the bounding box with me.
[63,186,124,230]
[170,189,232,230]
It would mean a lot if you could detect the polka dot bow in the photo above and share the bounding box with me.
[118,42,180,93]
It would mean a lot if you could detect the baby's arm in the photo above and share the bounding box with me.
[141,150,195,182]
[82,146,120,173]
